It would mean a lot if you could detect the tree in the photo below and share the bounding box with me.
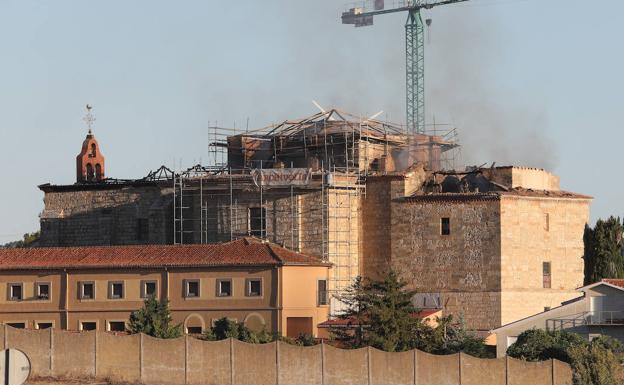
[128,298,182,338]
[331,271,423,352]
[2,231,39,248]
[202,317,316,345]
[584,216,624,285]
[331,270,492,357]
[507,329,624,385]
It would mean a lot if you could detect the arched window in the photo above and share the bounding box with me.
[90,143,97,157]
[86,164,94,181]
[95,164,102,181]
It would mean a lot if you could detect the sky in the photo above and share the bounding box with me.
[0,0,622,243]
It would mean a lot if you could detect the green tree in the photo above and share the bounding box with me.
[331,270,492,357]
[2,231,40,248]
[128,298,182,338]
[584,216,624,285]
[331,271,423,352]
[507,329,624,385]
[202,317,316,346]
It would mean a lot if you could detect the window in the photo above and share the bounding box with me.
[440,217,450,235]
[80,282,95,300]
[141,280,157,299]
[86,163,94,181]
[543,262,552,289]
[36,322,53,330]
[95,164,102,180]
[36,282,50,300]
[137,218,149,241]
[108,321,126,332]
[217,279,232,297]
[186,326,202,334]
[544,213,550,231]
[185,280,200,298]
[7,323,25,329]
[249,207,266,237]
[317,279,328,306]
[8,283,22,301]
[81,321,97,331]
[109,281,124,299]
[245,279,262,297]
[90,143,97,157]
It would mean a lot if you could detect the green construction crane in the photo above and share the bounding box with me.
[342,0,468,134]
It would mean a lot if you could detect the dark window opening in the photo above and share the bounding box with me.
[217,279,232,297]
[36,283,50,300]
[108,321,126,332]
[246,279,262,297]
[249,207,266,237]
[543,262,552,289]
[441,217,451,235]
[9,284,22,301]
[142,281,157,299]
[37,322,53,329]
[110,282,124,299]
[95,163,102,180]
[86,163,94,181]
[81,282,95,299]
[185,280,200,298]
[186,326,202,334]
[7,323,25,329]
[317,280,328,306]
[81,322,97,331]
[137,218,149,241]
[90,143,97,157]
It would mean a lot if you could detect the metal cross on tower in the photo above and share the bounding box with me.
[342,0,468,134]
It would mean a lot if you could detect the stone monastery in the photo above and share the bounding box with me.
[37,109,591,332]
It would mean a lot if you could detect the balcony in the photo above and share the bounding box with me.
[547,311,624,331]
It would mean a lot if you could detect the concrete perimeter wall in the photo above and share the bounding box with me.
[1,326,572,385]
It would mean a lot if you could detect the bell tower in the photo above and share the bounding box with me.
[76,105,105,183]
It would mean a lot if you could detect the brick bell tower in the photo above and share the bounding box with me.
[76,105,105,183]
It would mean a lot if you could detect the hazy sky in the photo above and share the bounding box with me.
[0,0,622,243]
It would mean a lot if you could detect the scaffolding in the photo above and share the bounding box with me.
[171,109,458,310]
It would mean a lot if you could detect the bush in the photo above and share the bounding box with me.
[507,329,624,385]
[202,317,317,346]
[128,298,182,338]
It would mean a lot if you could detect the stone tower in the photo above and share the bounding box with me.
[76,130,105,183]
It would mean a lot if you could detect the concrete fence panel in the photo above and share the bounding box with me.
[322,345,368,385]
[5,327,51,377]
[369,348,414,385]
[553,359,573,385]
[52,330,95,378]
[232,339,277,385]
[507,357,553,385]
[277,342,322,385]
[96,331,141,383]
[142,334,185,385]
[188,338,232,385]
[459,353,505,385]
[416,351,460,385]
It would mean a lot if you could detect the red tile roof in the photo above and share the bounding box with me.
[317,309,442,328]
[0,238,329,270]
[602,279,624,289]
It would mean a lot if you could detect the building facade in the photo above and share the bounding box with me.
[0,238,331,338]
[493,279,624,357]
[35,111,591,331]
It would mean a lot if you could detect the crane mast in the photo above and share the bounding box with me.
[342,0,468,134]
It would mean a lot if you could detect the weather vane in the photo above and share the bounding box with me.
[83,104,96,134]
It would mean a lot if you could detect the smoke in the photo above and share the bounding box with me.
[424,6,558,170]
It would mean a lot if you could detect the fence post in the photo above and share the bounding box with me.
[367,346,372,385]
[321,341,325,385]
[94,330,98,378]
[275,340,280,385]
[551,359,555,385]
[139,333,144,382]
[505,356,509,385]
[230,338,234,385]
[459,352,462,385]
[49,327,54,374]
[3,324,7,349]
[413,349,418,385]
[184,335,188,385]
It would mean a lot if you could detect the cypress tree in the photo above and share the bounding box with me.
[583,216,624,285]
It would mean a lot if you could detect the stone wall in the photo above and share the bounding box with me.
[391,197,502,330]
[39,184,173,246]
[0,326,571,385]
[499,196,590,325]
